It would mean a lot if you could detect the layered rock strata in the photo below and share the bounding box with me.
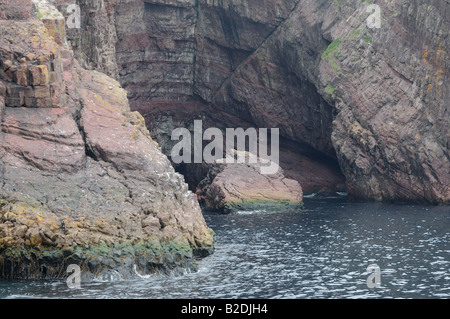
[91,0,448,203]
[0,0,213,279]
[56,0,345,195]
[197,151,304,213]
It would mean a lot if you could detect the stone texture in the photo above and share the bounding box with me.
[63,0,348,196]
[0,0,35,20]
[1,107,86,172]
[0,19,66,108]
[0,0,213,279]
[80,0,448,203]
[53,0,119,79]
[197,151,303,213]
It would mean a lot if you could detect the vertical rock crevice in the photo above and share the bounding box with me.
[59,0,448,203]
[107,0,345,194]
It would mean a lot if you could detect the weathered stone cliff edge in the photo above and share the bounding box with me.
[59,0,448,203]
[0,0,213,279]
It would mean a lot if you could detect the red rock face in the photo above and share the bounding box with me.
[1,107,85,172]
[93,0,346,195]
[196,151,303,212]
[0,1,214,279]
[77,0,446,203]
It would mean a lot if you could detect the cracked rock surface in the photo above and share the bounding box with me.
[0,0,213,279]
[66,0,449,203]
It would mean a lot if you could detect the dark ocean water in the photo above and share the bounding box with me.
[0,197,449,299]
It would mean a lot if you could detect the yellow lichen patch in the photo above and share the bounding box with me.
[131,129,140,140]
[1,201,59,231]
[0,237,15,248]
[1,21,60,60]
[28,229,43,246]
[25,52,36,61]
[435,43,445,65]
[349,122,363,135]
[348,121,373,146]
[423,49,429,63]
[435,69,444,77]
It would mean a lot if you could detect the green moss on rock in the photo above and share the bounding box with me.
[224,200,304,214]
[322,38,342,74]
[0,238,202,280]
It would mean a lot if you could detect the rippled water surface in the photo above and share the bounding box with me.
[1,198,449,299]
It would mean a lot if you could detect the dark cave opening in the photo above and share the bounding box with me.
[163,127,346,195]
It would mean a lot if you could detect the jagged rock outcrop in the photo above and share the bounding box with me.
[197,151,303,213]
[73,0,447,203]
[0,0,213,279]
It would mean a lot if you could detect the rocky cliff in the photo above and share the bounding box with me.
[62,0,448,203]
[0,0,213,279]
[1,0,448,277]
